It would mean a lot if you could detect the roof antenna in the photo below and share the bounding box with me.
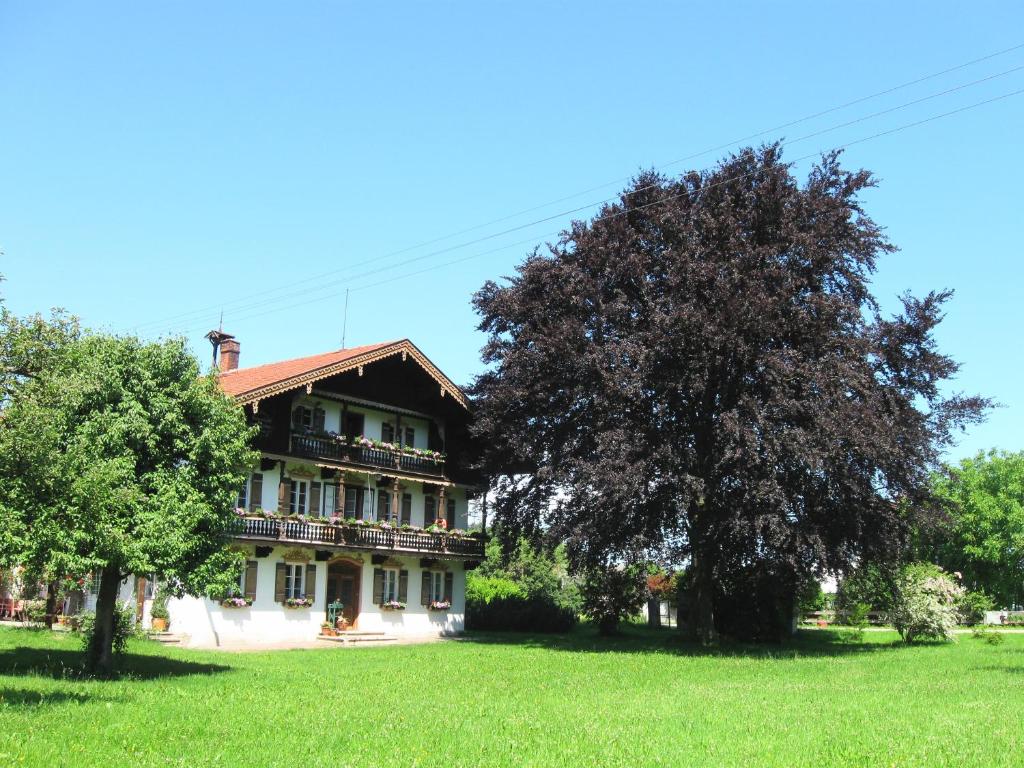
[341,289,350,349]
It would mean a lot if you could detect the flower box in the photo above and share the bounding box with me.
[428,600,451,611]
[284,597,313,608]
[222,597,253,608]
[380,601,407,611]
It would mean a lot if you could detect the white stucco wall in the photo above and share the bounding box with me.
[166,545,466,648]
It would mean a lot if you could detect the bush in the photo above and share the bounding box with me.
[836,564,895,613]
[466,592,577,633]
[580,564,648,635]
[24,599,48,623]
[839,602,871,643]
[957,590,994,626]
[466,575,527,605]
[78,601,141,657]
[890,563,964,643]
[150,589,170,621]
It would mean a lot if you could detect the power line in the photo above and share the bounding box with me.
[162,67,1024,334]
[169,85,1024,337]
[132,42,1024,334]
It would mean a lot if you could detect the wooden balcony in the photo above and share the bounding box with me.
[232,517,485,558]
[289,433,447,478]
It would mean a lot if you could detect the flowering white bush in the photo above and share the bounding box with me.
[890,564,964,643]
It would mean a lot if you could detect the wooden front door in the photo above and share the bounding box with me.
[326,563,360,627]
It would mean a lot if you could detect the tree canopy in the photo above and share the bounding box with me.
[927,450,1024,607]
[0,307,256,673]
[470,145,988,641]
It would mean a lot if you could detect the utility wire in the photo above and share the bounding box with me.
[132,42,1024,334]
[169,85,1024,337]
[161,68,1024,334]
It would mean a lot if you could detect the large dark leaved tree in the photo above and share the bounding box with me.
[471,146,988,642]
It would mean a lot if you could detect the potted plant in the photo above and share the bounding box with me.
[428,600,451,611]
[221,596,253,608]
[336,616,350,631]
[285,597,313,608]
[380,600,407,611]
[151,591,170,632]
[320,621,336,637]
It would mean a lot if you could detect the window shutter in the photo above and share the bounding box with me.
[398,569,408,603]
[421,571,431,606]
[250,473,263,512]
[424,496,436,527]
[292,407,303,429]
[305,564,316,602]
[313,406,326,432]
[335,483,344,514]
[446,498,456,529]
[277,480,288,511]
[274,562,287,603]
[310,482,322,516]
[401,494,412,526]
[444,572,454,602]
[355,489,364,521]
[373,568,384,604]
[244,561,258,601]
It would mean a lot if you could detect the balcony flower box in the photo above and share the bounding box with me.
[222,596,253,608]
[380,600,406,611]
[284,597,313,608]
[428,600,451,611]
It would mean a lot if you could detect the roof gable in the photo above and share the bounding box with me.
[218,339,468,409]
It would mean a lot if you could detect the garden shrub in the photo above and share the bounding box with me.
[889,563,964,643]
[580,563,648,635]
[24,599,48,623]
[78,601,141,657]
[956,589,994,626]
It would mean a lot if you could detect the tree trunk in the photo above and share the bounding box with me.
[43,580,58,629]
[689,554,718,645]
[647,597,661,628]
[87,567,121,677]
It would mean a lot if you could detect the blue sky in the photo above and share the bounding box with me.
[1,2,1021,462]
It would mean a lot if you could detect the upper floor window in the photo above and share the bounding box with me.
[404,427,415,447]
[424,495,437,526]
[293,406,313,430]
[446,498,457,529]
[376,488,391,521]
[381,422,395,443]
[401,493,412,526]
[290,480,308,515]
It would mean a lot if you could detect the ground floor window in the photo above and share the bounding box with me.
[383,568,398,602]
[374,566,408,606]
[284,563,304,599]
[421,569,454,606]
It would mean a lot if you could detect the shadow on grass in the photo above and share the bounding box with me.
[0,646,231,681]
[460,625,910,659]
[0,686,107,707]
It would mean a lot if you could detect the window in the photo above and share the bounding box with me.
[376,489,391,521]
[404,427,415,447]
[322,483,336,518]
[446,498,457,530]
[293,405,313,431]
[284,563,305,599]
[381,422,395,443]
[401,493,412,526]
[428,571,444,602]
[424,495,437,526]
[344,412,364,440]
[289,480,308,515]
[238,472,264,512]
[344,487,365,519]
[382,568,399,602]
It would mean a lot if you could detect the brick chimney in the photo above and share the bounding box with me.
[219,338,240,371]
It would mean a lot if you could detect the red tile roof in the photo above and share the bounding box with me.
[217,339,468,409]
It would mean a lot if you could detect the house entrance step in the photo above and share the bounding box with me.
[317,631,398,645]
[147,632,185,645]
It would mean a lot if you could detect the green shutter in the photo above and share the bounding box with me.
[446,499,456,529]
[244,561,258,601]
[398,569,408,603]
[277,481,289,512]
[335,483,345,514]
[401,494,412,526]
[305,564,316,602]
[274,562,286,603]
[313,407,325,432]
[373,568,384,604]
[421,570,431,606]
[310,482,322,517]
[250,473,263,512]
[444,572,454,602]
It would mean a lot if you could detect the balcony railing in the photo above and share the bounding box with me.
[232,517,484,558]
[290,432,446,478]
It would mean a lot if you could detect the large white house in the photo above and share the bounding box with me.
[164,336,485,647]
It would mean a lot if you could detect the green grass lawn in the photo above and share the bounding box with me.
[0,625,1021,767]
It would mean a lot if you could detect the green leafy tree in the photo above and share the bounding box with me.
[0,312,256,675]
[579,562,648,635]
[929,450,1024,607]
